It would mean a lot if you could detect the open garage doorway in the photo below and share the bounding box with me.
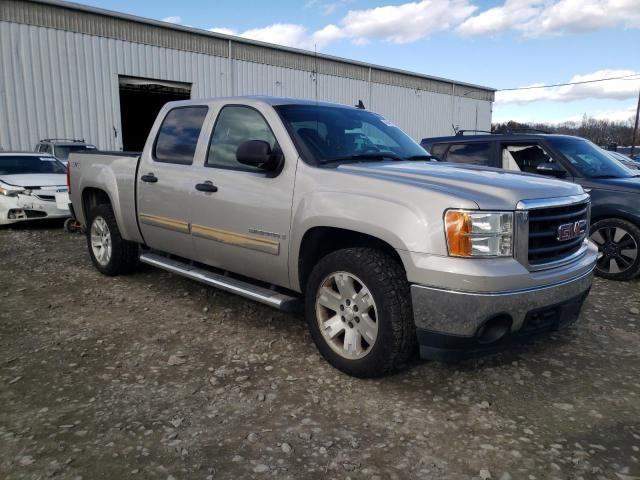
[119,76,191,151]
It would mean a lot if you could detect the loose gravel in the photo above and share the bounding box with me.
[1,223,639,479]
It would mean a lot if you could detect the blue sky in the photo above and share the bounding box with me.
[76,0,640,124]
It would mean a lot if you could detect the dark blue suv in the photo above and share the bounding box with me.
[421,132,640,281]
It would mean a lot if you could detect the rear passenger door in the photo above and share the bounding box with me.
[137,105,209,259]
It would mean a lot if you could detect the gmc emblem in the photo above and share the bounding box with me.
[556,219,587,242]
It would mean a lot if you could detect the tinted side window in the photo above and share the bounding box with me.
[206,106,276,173]
[445,143,491,166]
[429,143,449,160]
[154,106,208,164]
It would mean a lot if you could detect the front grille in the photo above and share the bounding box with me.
[34,194,55,201]
[24,210,47,218]
[527,202,589,266]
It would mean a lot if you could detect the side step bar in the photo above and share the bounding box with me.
[139,252,300,312]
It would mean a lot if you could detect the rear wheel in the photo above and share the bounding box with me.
[86,204,138,275]
[304,248,416,377]
[590,218,640,281]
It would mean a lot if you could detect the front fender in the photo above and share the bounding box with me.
[289,191,447,291]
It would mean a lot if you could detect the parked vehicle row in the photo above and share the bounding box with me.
[421,132,640,281]
[67,96,597,377]
[35,138,96,165]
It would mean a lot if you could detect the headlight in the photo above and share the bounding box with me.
[0,184,25,196]
[445,210,513,257]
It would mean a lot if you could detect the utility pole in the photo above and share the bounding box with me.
[632,88,640,160]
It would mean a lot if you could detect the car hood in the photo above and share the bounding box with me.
[338,161,584,210]
[0,173,67,188]
[581,176,640,194]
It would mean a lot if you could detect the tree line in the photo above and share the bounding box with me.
[492,114,637,147]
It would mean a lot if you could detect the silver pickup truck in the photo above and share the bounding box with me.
[69,96,597,377]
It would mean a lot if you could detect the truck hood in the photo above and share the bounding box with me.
[0,173,67,188]
[338,161,585,210]
[580,176,640,195]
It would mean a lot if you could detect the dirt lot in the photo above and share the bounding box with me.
[1,223,639,480]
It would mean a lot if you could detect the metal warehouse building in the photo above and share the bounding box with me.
[0,0,495,152]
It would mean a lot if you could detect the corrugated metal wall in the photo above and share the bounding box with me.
[0,20,492,151]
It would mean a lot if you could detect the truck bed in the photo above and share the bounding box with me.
[68,151,144,244]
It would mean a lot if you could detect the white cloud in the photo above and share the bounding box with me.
[338,0,477,44]
[457,0,540,36]
[492,104,637,125]
[496,70,640,104]
[161,16,184,25]
[558,105,637,124]
[459,0,640,37]
[208,23,339,49]
[209,0,477,50]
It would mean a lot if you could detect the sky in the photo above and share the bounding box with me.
[74,0,640,125]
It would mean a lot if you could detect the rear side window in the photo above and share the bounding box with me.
[429,143,449,160]
[154,106,208,164]
[445,143,491,166]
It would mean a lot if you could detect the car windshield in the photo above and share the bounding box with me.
[54,144,95,160]
[553,137,635,178]
[0,156,67,175]
[274,105,429,165]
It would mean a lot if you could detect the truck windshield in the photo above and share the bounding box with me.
[275,105,429,166]
[0,156,66,175]
[553,137,635,179]
[54,144,96,160]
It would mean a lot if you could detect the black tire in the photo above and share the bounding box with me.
[590,218,640,281]
[304,248,416,378]
[86,204,138,276]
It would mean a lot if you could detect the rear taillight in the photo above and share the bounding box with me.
[66,162,71,194]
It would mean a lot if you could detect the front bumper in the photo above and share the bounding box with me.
[412,266,594,361]
[0,193,70,225]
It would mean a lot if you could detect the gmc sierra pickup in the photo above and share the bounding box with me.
[69,96,597,377]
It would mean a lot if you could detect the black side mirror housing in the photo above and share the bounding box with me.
[536,162,566,178]
[236,140,283,172]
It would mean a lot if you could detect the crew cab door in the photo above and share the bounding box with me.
[137,105,209,259]
[190,104,296,288]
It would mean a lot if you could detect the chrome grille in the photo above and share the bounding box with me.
[515,194,591,271]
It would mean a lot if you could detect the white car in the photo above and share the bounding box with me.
[0,153,70,225]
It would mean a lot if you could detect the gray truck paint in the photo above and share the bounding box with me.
[69,96,597,345]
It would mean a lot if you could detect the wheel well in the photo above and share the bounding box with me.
[82,188,112,220]
[298,227,404,292]
[591,213,640,228]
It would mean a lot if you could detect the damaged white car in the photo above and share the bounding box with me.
[0,153,70,225]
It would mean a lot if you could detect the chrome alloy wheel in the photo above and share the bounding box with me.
[591,226,638,275]
[90,216,112,267]
[315,272,378,360]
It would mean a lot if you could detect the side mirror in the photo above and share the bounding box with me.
[536,161,566,178]
[236,140,282,172]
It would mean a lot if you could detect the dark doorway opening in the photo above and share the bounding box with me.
[119,76,191,152]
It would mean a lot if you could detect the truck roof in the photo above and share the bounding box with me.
[169,95,364,110]
[421,133,583,144]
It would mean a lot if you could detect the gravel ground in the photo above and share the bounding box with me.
[1,223,639,480]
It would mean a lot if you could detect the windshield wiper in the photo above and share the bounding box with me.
[589,174,619,179]
[322,153,404,165]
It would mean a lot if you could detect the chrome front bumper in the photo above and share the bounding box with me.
[411,266,595,361]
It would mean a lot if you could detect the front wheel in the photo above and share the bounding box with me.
[86,204,138,276]
[304,248,416,378]
[590,218,640,281]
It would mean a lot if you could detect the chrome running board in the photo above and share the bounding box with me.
[139,252,300,312]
